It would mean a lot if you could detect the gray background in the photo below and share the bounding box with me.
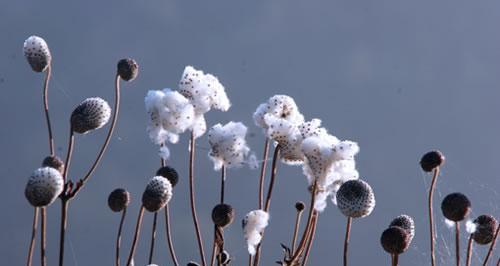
[1,0,499,265]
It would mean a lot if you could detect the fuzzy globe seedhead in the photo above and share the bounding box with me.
[472,215,498,245]
[155,166,179,187]
[25,167,64,207]
[117,58,138,81]
[108,188,130,212]
[336,179,376,218]
[23,36,51,72]
[295,201,305,212]
[420,150,445,172]
[42,155,65,174]
[71,97,111,134]
[389,214,415,241]
[381,226,411,254]
[142,176,173,212]
[441,192,471,222]
[212,203,235,228]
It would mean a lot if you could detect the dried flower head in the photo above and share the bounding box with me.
[380,226,411,255]
[420,150,445,172]
[42,155,65,174]
[472,215,498,245]
[441,192,471,222]
[142,176,173,212]
[108,188,130,212]
[208,121,253,170]
[212,203,235,228]
[242,210,269,255]
[389,215,415,242]
[23,36,51,72]
[71,97,111,134]
[295,201,305,212]
[25,167,64,207]
[253,95,304,130]
[336,179,375,218]
[156,166,179,187]
[117,58,138,81]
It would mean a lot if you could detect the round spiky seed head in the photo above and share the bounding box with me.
[155,166,179,187]
[187,262,200,266]
[336,179,376,218]
[142,176,172,212]
[389,214,415,241]
[23,36,51,72]
[295,201,305,212]
[212,203,235,228]
[441,192,471,222]
[381,226,411,255]
[71,97,111,134]
[219,250,230,264]
[420,150,445,172]
[117,58,138,81]
[108,188,130,212]
[25,167,64,207]
[42,155,65,174]
[472,215,498,245]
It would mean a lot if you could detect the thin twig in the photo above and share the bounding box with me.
[58,199,69,266]
[26,207,38,266]
[164,204,179,266]
[301,213,318,266]
[42,65,55,156]
[483,224,499,265]
[428,167,440,266]
[465,234,473,266]
[291,209,304,253]
[455,221,460,266]
[41,207,47,266]
[148,212,158,264]
[258,138,270,209]
[115,208,127,266]
[343,217,352,266]
[220,166,226,204]
[126,206,145,266]
[392,254,399,266]
[62,127,75,182]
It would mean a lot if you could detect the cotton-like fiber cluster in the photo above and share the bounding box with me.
[242,210,269,255]
[23,36,51,72]
[25,167,64,207]
[208,121,252,170]
[253,95,304,130]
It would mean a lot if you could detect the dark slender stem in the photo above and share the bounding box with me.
[126,206,145,266]
[483,224,499,265]
[301,213,318,266]
[189,132,207,266]
[41,207,47,266]
[248,254,252,266]
[164,204,179,266]
[428,167,440,266]
[62,128,75,182]
[220,166,226,204]
[343,217,352,266]
[455,221,460,266]
[210,231,217,266]
[258,138,270,209]
[115,208,127,266]
[42,65,55,156]
[291,209,304,253]
[26,207,39,266]
[392,254,399,266]
[58,199,69,266]
[466,234,473,266]
[148,212,158,264]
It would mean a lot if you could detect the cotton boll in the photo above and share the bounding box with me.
[208,121,252,170]
[332,141,360,160]
[242,210,270,255]
[253,95,304,130]
[301,135,336,188]
[314,191,330,212]
[264,115,304,164]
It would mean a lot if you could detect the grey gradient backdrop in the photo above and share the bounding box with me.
[1,1,499,265]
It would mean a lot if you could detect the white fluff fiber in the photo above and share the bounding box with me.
[158,146,170,161]
[243,210,270,255]
[253,95,304,129]
[444,218,455,229]
[465,220,477,234]
[208,121,252,170]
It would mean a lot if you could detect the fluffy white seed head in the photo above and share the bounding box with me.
[444,218,455,229]
[23,36,51,72]
[71,97,111,134]
[142,176,173,212]
[336,179,375,218]
[466,220,477,234]
[253,95,304,130]
[25,167,64,207]
[208,121,252,170]
[242,210,269,255]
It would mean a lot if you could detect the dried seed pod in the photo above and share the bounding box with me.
[218,250,230,264]
[23,36,51,72]
[41,155,65,174]
[108,188,130,212]
[441,192,471,222]
[295,201,305,212]
[155,166,179,187]
[71,97,111,134]
[25,167,64,207]
[381,226,411,255]
[117,58,138,81]
[420,150,445,172]
[212,203,235,228]
[336,179,376,218]
[472,215,498,245]
[142,176,172,212]
[389,214,415,241]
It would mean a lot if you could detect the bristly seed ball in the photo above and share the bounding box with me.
[42,155,65,174]
[155,166,179,187]
[420,150,445,172]
[108,188,130,212]
[472,214,498,245]
[23,36,52,72]
[212,203,235,228]
[380,226,411,254]
[389,214,415,242]
[117,58,138,82]
[70,97,111,134]
[295,201,305,212]
[142,176,172,212]
[441,192,471,222]
[336,179,376,218]
[25,167,64,207]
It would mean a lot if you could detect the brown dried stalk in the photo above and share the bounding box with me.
[26,207,38,266]
[41,207,47,266]
[42,65,55,156]
[258,138,270,209]
[148,212,158,264]
[343,217,353,266]
[428,167,440,266]
[483,224,499,265]
[455,221,460,266]
[126,206,145,266]
[465,234,473,266]
[165,204,179,266]
[115,208,127,266]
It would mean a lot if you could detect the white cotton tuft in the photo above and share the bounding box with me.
[246,153,259,169]
[253,95,304,130]
[242,210,270,255]
[332,141,360,160]
[444,218,455,229]
[465,220,477,234]
[314,191,331,212]
[158,146,170,161]
[208,121,253,170]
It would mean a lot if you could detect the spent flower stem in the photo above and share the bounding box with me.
[427,167,440,266]
[41,207,47,266]
[148,212,158,264]
[26,207,38,266]
[116,208,127,266]
[126,206,145,266]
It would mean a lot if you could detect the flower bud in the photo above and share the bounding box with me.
[336,179,376,218]
[420,150,445,172]
[117,58,138,81]
[42,155,65,174]
[155,166,179,187]
[25,167,64,207]
[108,188,130,212]
[441,192,471,222]
[23,36,51,72]
[381,226,411,254]
[71,97,111,134]
[472,214,498,245]
[142,176,172,212]
[212,203,235,228]
[295,201,305,212]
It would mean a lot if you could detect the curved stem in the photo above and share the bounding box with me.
[126,206,145,266]
[343,217,352,266]
[455,221,460,266]
[148,212,158,264]
[465,234,473,266]
[301,213,318,266]
[428,167,440,266]
[42,65,55,156]
[62,128,75,182]
[258,138,270,209]
[210,228,217,266]
[58,199,69,266]
[41,207,47,266]
[26,207,39,266]
[164,204,179,266]
[189,132,207,266]
[291,209,304,253]
[115,208,127,266]
[483,224,499,265]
